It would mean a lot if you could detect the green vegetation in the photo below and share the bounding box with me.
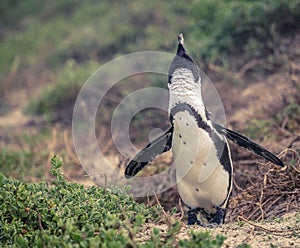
[0,131,50,181]
[25,60,99,116]
[275,97,300,132]
[245,119,275,140]
[0,148,45,181]
[0,156,225,247]
[178,232,225,248]
[236,244,251,248]
[245,96,300,139]
[1,0,299,115]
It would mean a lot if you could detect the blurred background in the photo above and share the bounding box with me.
[0,0,299,221]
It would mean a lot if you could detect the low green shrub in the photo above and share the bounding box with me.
[0,156,158,246]
[0,156,226,247]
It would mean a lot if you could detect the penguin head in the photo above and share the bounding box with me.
[168,33,200,84]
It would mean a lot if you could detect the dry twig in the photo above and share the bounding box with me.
[228,148,300,222]
[238,216,300,236]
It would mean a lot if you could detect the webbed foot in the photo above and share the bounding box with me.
[187,209,201,225]
[209,207,225,225]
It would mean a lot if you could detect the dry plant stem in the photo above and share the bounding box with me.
[238,216,300,236]
[258,173,267,220]
[233,178,243,191]
[46,128,58,181]
[153,191,168,218]
[90,172,108,193]
[238,59,264,78]
[117,204,138,248]
[63,130,79,163]
[33,209,44,231]
[229,148,300,222]
[178,199,184,221]
[255,195,282,221]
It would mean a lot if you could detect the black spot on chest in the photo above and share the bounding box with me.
[170,103,209,132]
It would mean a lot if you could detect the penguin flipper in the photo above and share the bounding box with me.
[213,122,284,167]
[124,126,173,179]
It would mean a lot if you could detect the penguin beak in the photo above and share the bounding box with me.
[178,33,184,45]
[176,33,186,56]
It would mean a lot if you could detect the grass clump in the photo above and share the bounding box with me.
[0,149,45,181]
[178,231,225,248]
[0,131,50,181]
[25,60,98,116]
[245,119,275,141]
[236,243,251,248]
[188,0,300,62]
[245,96,300,140]
[143,227,225,248]
[275,97,300,132]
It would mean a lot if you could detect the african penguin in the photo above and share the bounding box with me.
[124,33,284,227]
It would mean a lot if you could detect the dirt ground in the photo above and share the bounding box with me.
[139,211,300,247]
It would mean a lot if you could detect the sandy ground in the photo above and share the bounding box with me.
[138,212,300,247]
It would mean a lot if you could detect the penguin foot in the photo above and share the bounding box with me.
[188,209,205,225]
[187,207,226,227]
[209,207,226,225]
[187,209,198,225]
[187,209,208,227]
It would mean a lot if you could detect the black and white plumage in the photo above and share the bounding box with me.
[124,33,284,226]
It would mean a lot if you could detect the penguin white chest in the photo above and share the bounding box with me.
[172,110,231,212]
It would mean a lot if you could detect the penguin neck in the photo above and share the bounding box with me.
[169,68,206,120]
